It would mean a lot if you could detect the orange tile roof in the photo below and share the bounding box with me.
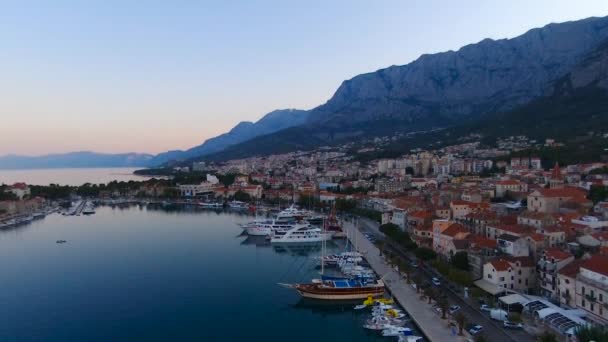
[581,255,608,276]
[544,248,572,261]
[442,223,469,237]
[490,259,512,272]
[558,259,584,278]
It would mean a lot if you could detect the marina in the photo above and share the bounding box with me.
[0,205,405,341]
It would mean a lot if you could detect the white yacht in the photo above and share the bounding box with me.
[270,224,333,243]
[276,204,312,220]
[82,202,96,215]
[228,201,248,210]
[245,219,297,236]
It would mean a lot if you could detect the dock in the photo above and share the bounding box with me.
[344,221,465,341]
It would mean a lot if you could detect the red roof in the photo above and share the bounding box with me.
[10,182,27,190]
[442,223,469,237]
[490,259,512,272]
[544,248,572,261]
[581,255,608,276]
[558,259,584,278]
[496,180,520,186]
[534,187,587,199]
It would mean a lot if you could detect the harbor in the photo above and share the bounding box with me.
[343,220,463,342]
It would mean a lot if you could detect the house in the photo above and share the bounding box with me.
[527,187,590,213]
[574,255,608,324]
[557,259,584,308]
[468,236,499,280]
[390,208,407,231]
[537,249,574,301]
[517,211,556,229]
[495,179,528,198]
[450,200,490,219]
[433,223,469,258]
[5,183,30,199]
[486,223,532,240]
[480,256,536,294]
[497,234,529,257]
[407,210,434,232]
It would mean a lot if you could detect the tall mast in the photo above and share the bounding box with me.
[321,217,325,275]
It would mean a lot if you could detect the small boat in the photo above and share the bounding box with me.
[228,201,248,209]
[56,240,67,244]
[354,304,368,310]
[382,326,413,337]
[398,336,422,342]
[199,202,223,208]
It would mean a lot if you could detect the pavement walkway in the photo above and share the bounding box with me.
[344,221,466,341]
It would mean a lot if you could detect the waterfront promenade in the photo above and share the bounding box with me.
[344,220,465,342]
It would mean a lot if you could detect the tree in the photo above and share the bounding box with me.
[537,332,558,342]
[423,285,435,304]
[454,312,466,336]
[437,295,449,319]
[412,275,422,293]
[415,247,437,261]
[474,335,487,342]
[451,251,470,271]
[574,324,608,342]
[588,185,608,204]
[233,190,251,202]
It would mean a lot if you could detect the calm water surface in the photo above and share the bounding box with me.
[0,168,156,186]
[0,206,394,341]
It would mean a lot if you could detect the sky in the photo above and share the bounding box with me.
[1,0,607,156]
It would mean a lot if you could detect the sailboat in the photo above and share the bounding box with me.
[278,221,385,300]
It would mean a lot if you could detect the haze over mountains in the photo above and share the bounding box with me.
[2,16,608,170]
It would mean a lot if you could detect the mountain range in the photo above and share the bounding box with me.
[198,15,608,161]
[0,152,154,170]
[3,16,608,170]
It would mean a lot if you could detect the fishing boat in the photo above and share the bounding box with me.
[228,201,248,209]
[199,202,223,209]
[270,224,333,243]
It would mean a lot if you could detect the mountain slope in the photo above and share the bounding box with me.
[203,19,608,162]
[0,152,153,170]
[150,108,308,165]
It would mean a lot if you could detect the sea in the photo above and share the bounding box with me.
[0,205,406,341]
[0,167,156,186]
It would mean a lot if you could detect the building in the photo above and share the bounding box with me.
[557,259,584,308]
[574,255,608,324]
[5,183,30,199]
[527,187,590,213]
[537,249,574,301]
[497,234,529,257]
[480,256,536,293]
[390,208,407,231]
[495,179,528,198]
[433,222,469,258]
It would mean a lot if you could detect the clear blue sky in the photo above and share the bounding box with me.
[2,0,607,155]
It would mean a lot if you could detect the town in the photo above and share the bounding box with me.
[2,133,608,341]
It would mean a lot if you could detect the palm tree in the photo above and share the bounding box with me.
[454,312,466,336]
[412,275,422,293]
[537,331,558,342]
[474,335,487,342]
[574,324,608,342]
[423,286,435,304]
[437,295,449,319]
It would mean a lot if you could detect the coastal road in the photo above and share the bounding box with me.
[354,217,535,342]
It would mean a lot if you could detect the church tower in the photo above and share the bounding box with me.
[549,162,564,189]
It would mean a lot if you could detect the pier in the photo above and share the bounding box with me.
[344,221,465,341]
